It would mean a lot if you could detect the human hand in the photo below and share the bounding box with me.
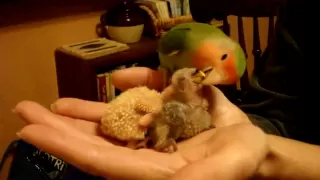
[14,67,269,180]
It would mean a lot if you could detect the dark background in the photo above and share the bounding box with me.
[0,0,125,28]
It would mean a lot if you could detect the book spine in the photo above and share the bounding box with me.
[104,72,111,102]
[96,74,106,102]
[103,65,127,102]
[183,0,190,15]
[101,74,108,102]
[136,0,162,19]
[96,75,101,101]
[109,70,116,101]
[175,0,182,16]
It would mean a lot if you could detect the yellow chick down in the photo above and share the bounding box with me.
[100,86,163,143]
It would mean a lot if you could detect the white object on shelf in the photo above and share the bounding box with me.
[59,38,130,60]
[106,24,144,44]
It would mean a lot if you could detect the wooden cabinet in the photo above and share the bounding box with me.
[54,38,159,101]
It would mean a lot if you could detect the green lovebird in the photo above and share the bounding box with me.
[158,22,247,87]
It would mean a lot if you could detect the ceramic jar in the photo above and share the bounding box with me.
[99,0,146,43]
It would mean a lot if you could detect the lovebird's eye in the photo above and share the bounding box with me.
[221,54,228,61]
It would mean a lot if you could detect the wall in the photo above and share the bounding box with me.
[0,13,270,161]
[0,11,103,157]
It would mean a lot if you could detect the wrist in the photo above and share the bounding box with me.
[255,135,279,179]
[256,135,320,180]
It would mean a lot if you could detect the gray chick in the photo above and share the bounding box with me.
[147,68,214,153]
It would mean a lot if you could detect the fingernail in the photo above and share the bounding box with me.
[50,103,56,113]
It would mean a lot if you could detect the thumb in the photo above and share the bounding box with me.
[202,85,232,111]
[112,67,164,91]
[202,85,251,127]
[170,124,268,180]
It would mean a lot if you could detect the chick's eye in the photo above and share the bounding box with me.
[221,54,228,61]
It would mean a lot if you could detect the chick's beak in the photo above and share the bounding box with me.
[201,67,225,85]
[191,69,206,83]
[192,66,224,85]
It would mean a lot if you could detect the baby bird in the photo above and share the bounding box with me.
[100,86,163,149]
[147,68,214,153]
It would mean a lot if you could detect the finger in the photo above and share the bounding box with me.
[14,101,110,145]
[18,124,114,177]
[51,98,109,122]
[60,116,101,135]
[14,100,99,135]
[112,67,164,91]
[19,124,174,180]
[52,68,164,122]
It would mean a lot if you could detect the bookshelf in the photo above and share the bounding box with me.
[54,37,159,102]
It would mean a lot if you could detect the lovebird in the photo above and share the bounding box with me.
[158,22,247,86]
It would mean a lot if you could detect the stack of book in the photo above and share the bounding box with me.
[96,63,138,102]
[135,0,191,19]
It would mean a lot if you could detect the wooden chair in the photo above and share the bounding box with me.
[189,0,286,104]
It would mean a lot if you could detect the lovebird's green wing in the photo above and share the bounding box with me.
[234,42,247,78]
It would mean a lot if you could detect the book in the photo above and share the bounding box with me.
[105,72,111,102]
[162,0,173,17]
[182,0,190,15]
[160,19,224,35]
[136,0,170,19]
[97,74,107,102]
[175,0,182,16]
[96,65,127,102]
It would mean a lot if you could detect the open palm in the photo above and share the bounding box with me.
[14,67,268,180]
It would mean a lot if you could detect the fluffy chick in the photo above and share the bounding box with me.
[100,86,162,149]
[148,68,214,153]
